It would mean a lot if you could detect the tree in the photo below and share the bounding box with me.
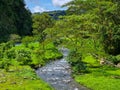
[32,13,54,35]
[65,0,120,55]
[0,0,32,42]
[32,13,54,43]
[12,0,32,36]
[45,0,120,72]
[9,34,21,43]
[63,0,96,15]
[45,14,101,72]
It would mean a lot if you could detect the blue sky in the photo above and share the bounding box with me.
[25,0,72,13]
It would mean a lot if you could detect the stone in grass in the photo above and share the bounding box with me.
[111,75,120,79]
[100,58,106,65]
[116,63,120,68]
[23,76,28,79]
[100,58,114,66]
[0,80,6,83]
[11,82,17,84]
[0,74,6,77]
[31,77,36,80]
[8,69,15,72]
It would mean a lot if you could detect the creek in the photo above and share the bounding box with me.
[36,48,88,90]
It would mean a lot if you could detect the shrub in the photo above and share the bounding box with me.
[4,48,16,59]
[16,49,32,65]
[9,34,21,43]
[107,55,120,65]
[53,39,63,46]
[0,58,11,71]
[116,55,120,63]
[22,36,34,47]
[0,41,14,51]
[0,50,3,59]
[68,50,86,73]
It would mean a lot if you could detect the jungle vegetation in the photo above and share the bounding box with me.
[0,0,120,90]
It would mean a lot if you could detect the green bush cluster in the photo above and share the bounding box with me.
[0,41,15,70]
[68,50,86,73]
[107,55,120,64]
[16,49,32,65]
[22,36,35,47]
[0,41,62,70]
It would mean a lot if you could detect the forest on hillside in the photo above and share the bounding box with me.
[0,0,120,90]
[0,0,32,42]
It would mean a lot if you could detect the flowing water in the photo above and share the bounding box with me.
[36,48,88,90]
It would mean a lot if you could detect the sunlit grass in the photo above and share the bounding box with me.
[0,66,54,90]
[74,55,120,90]
[75,74,120,90]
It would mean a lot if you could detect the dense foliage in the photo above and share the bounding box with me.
[32,13,54,43]
[65,0,120,55]
[0,0,32,42]
[0,0,120,89]
[59,0,120,89]
[0,41,62,70]
[45,0,120,73]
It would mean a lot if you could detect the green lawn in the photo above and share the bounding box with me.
[74,55,120,90]
[0,66,54,90]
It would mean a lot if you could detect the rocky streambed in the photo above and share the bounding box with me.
[36,48,88,90]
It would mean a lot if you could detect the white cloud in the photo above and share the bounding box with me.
[33,6,49,13]
[52,0,72,7]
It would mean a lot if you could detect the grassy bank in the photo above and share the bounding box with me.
[0,66,54,90]
[74,56,120,90]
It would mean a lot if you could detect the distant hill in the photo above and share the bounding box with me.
[34,10,66,20]
[45,10,66,20]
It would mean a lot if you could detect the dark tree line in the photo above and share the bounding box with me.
[0,0,32,42]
